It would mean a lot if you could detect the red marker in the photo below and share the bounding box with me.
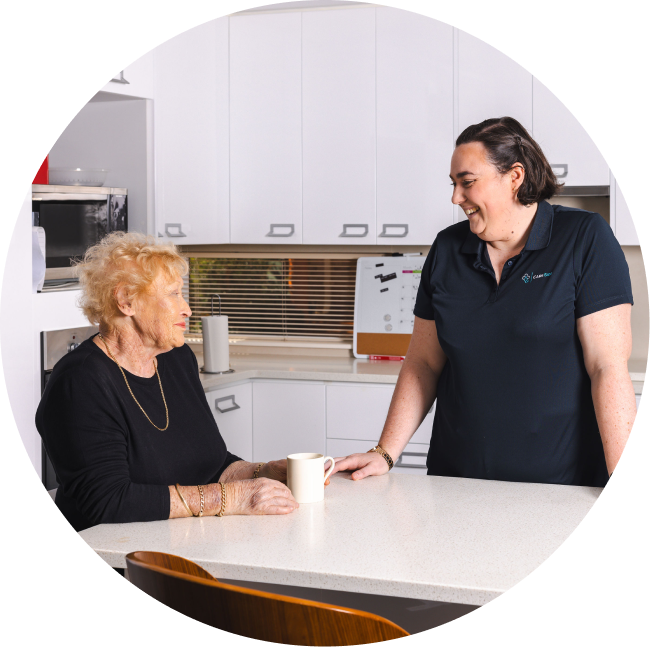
[369,355,404,361]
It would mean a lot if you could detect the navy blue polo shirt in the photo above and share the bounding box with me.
[413,201,633,487]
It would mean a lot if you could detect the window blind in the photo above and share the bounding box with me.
[185,257,357,342]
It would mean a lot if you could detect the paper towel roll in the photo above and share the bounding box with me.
[201,315,230,373]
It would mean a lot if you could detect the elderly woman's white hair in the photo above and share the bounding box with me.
[75,231,189,330]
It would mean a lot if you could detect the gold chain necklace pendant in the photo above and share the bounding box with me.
[98,333,170,431]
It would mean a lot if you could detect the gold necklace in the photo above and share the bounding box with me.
[98,333,169,431]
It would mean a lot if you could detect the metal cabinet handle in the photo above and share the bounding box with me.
[266,224,295,237]
[214,395,240,414]
[110,71,130,85]
[164,223,187,237]
[378,224,409,238]
[395,451,427,469]
[551,164,568,178]
[339,224,369,238]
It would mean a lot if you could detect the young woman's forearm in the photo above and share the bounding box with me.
[591,366,636,475]
[378,355,441,460]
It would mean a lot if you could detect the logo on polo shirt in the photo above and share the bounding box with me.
[522,272,552,283]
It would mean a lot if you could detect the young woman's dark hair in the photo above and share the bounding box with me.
[455,117,562,205]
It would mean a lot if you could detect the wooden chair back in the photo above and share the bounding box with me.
[126,551,409,645]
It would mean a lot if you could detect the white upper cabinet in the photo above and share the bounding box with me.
[611,177,639,245]
[302,8,376,245]
[457,30,533,135]
[376,8,454,245]
[230,12,302,244]
[533,78,609,187]
[153,18,229,245]
[100,50,154,99]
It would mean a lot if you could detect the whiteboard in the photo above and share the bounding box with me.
[353,256,424,358]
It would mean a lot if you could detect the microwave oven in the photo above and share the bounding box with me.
[32,184,128,282]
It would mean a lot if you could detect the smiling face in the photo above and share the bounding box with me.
[450,141,525,241]
[131,272,192,351]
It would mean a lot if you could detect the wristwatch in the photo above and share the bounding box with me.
[368,445,394,470]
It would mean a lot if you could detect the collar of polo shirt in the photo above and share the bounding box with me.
[459,200,554,256]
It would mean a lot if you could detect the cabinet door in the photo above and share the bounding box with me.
[457,30,533,135]
[376,8,454,245]
[253,381,326,462]
[456,29,533,222]
[326,383,434,446]
[153,18,229,244]
[611,178,639,245]
[326,438,429,475]
[101,50,154,99]
[230,12,302,244]
[532,78,609,187]
[206,382,253,462]
[302,8,376,244]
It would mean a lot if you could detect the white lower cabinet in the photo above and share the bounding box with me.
[206,382,253,462]
[326,383,434,445]
[327,438,429,475]
[252,381,326,462]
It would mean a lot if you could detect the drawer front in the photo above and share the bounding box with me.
[206,382,253,462]
[326,384,434,445]
[327,438,429,475]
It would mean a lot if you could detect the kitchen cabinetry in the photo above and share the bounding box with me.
[230,12,302,244]
[100,50,154,100]
[532,78,609,187]
[153,17,229,245]
[206,382,253,462]
[376,7,454,245]
[302,7,376,245]
[252,381,326,462]
[457,30,533,136]
[326,383,434,446]
[611,177,639,245]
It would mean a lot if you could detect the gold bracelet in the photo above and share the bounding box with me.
[197,485,205,517]
[175,483,195,517]
[253,462,265,479]
[216,482,227,517]
[368,445,394,470]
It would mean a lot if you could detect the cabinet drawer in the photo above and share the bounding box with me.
[206,382,253,462]
[253,381,326,462]
[326,384,434,445]
[327,438,429,475]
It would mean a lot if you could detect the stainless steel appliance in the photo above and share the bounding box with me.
[40,326,98,490]
[32,184,127,289]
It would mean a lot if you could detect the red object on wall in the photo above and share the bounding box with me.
[33,156,49,184]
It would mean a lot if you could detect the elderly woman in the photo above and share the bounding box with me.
[333,116,635,487]
[36,232,298,532]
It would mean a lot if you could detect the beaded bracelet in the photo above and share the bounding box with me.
[197,484,205,517]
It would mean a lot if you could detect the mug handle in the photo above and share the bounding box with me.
[323,457,336,482]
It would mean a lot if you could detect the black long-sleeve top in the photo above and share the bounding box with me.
[36,335,241,531]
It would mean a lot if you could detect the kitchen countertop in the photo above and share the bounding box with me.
[79,472,601,606]
[197,351,645,395]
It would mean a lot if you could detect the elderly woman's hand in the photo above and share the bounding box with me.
[259,459,288,483]
[226,478,299,515]
[261,458,333,487]
[327,452,390,481]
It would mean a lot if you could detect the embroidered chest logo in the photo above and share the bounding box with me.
[522,272,552,283]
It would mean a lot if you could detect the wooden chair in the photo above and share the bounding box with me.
[126,551,409,645]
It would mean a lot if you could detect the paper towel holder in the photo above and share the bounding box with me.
[200,293,235,375]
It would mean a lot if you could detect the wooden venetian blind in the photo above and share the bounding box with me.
[186,258,357,341]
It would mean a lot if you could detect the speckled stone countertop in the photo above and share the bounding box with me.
[197,352,645,394]
[79,473,601,606]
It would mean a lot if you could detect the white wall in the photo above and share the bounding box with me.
[1,194,38,473]
[48,98,150,235]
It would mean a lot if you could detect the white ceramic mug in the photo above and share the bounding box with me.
[287,453,336,503]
